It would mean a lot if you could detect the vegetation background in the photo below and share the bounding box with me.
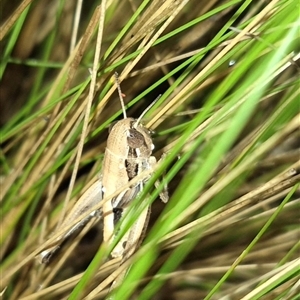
[1,0,299,299]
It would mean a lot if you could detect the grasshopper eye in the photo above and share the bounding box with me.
[127,129,144,148]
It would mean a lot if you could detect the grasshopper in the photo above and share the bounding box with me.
[39,74,168,269]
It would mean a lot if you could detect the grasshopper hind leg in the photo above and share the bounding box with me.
[38,179,104,264]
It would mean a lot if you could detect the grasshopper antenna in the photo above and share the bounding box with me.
[114,72,127,119]
[134,94,161,128]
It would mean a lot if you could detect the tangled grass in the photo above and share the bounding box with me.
[1,0,299,299]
